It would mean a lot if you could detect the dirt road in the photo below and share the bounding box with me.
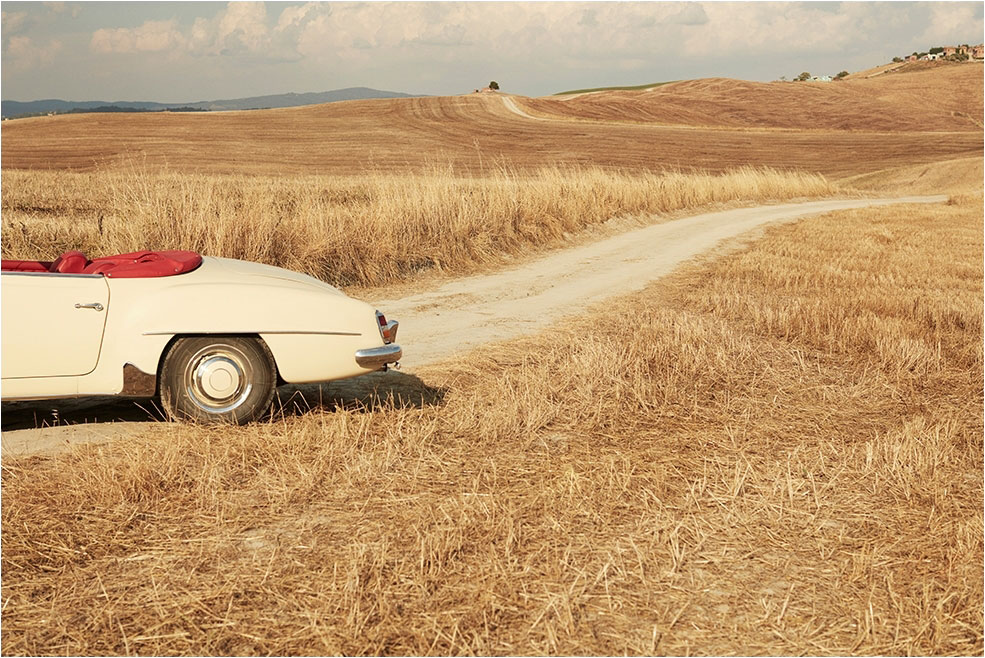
[375,196,946,367]
[1,196,946,457]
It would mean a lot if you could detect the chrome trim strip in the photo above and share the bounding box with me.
[141,330,362,336]
[1,271,103,279]
[355,344,402,369]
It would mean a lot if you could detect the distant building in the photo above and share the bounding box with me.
[906,54,918,61]
[927,52,942,60]
[972,44,984,59]
[810,75,832,82]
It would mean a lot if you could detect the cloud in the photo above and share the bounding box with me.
[918,3,983,45]
[288,2,710,66]
[187,2,304,61]
[5,34,62,69]
[43,2,81,19]
[214,2,269,54]
[2,10,28,35]
[91,19,186,54]
[682,3,857,56]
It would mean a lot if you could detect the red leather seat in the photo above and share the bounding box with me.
[49,250,89,274]
[82,250,202,278]
[1,260,49,272]
[3,249,202,278]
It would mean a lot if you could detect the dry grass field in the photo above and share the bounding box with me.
[1,166,836,287]
[3,194,981,655]
[2,60,983,655]
[1,66,981,178]
[842,156,984,195]
[523,65,984,132]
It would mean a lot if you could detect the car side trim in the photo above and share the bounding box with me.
[141,330,362,336]
[1,271,104,279]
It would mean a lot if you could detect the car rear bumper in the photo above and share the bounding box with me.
[354,344,402,370]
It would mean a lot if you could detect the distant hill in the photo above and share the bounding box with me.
[554,81,676,95]
[1,87,423,119]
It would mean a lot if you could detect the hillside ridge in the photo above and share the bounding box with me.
[1,87,425,119]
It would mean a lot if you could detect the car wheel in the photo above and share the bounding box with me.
[160,336,276,424]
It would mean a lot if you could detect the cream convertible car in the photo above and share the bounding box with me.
[1,250,401,423]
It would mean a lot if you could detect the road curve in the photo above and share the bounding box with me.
[1,195,947,457]
[374,196,947,368]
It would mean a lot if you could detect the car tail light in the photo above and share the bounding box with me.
[376,311,398,344]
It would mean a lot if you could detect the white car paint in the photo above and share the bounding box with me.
[1,256,399,401]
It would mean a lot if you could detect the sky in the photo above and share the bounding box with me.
[2,1,983,102]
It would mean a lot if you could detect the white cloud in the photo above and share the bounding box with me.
[91,19,186,54]
[682,3,857,56]
[918,3,983,46]
[2,10,28,35]
[43,2,81,19]
[5,34,62,69]
[215,2,269,54]
[185,2,304,60]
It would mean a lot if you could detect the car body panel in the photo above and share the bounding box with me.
[1,273,110,379]
[0,256,399,401]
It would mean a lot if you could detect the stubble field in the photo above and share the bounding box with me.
[2,64,982,178]
[1,65,983,655]
[2,195,981,654]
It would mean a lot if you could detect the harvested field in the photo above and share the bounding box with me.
[2,196,981,655]
[523,65,983,131]
[1,166,837,288]
[841,156,984,195]
[2,67,981,178]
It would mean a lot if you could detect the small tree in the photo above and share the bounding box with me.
[835,70,849,79]
[488,81,500,90]
[929,46,944,54]
[892,56,903,63]
[795,71,811,81]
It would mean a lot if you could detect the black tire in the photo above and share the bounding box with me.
[160,336,276,424]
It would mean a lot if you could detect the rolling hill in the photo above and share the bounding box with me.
[1,67,980,179]
[0,87,423,119]
[521,65,983,132]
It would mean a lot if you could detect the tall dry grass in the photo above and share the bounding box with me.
[2,197,981,655]
[2,165,837,286]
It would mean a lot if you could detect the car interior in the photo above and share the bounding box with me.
[1,250,203,278]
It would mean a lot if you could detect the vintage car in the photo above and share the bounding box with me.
[1,249,401,423]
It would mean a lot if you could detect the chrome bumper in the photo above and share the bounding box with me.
[355,344,403,370]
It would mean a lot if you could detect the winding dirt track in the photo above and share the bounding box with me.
[0,195,946,457]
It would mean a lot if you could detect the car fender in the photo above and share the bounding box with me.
[99,277,383,386]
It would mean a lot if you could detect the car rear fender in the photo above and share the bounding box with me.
[101,278,382,380]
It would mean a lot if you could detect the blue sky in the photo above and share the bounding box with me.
[2,2,983,102]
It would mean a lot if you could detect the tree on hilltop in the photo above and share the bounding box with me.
[795,71,811,81]
[489,81,500,90]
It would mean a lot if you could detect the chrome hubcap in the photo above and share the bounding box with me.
[184,345,254,413]
[196,356,241,400]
